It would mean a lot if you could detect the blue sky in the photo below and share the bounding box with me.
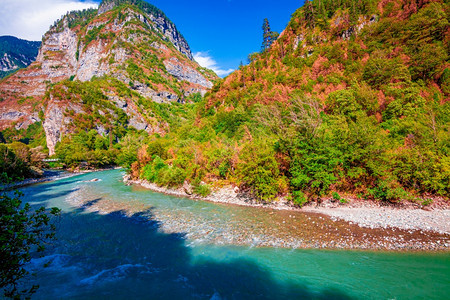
[0,0,304,76]
[149,0,304,76]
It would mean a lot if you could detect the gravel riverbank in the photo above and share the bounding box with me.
[303,206,450,235]
[124,175,450,236]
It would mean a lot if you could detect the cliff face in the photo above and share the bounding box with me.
[97,0,193,60]
[0,36,41,78]
[0,0,217,155]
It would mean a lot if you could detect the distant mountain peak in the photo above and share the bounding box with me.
[0,36,41,78]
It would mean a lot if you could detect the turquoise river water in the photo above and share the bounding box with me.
[16,169,450,299]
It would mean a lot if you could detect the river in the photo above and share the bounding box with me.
[18,169,449,299]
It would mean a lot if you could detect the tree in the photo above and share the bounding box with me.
[0,182,60,298]
[304,0,315,28]
[261,18,279,52]
[0,144,31,181]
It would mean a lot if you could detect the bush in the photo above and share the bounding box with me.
[1,185,60,298]
[142,156,186,187]
[367,179,408,202]
[193,183,211,197]
[332,191,347,204]
[362,57,410,88]
[292,190,308,207]
[157,166,186,187]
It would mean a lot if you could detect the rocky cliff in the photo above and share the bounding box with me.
[0,36,41,79]
[0,0,217,155]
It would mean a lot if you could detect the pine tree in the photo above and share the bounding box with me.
[261,18,279,52]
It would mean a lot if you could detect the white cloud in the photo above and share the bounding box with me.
[194,51,234,77]
[0,0,98,41]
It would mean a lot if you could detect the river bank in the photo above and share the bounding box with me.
[0,167,122,191]
[124,175,450,237]
[0,170,71,190]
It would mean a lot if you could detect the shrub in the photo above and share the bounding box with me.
[332,191,347,204]
[367,179,408,202]
[157,166,186,187]
[292,190,308,207]
[0,144,32,181]
[193,183,211,197]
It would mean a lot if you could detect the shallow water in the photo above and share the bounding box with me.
[17,169,450,299]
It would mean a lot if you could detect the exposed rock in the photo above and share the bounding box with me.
[183,180,193,195]
[43,103,65,156]
[76,41,109,81]
[95,124,109,137]
[98,0,193,60]
[342,15,378,40]
[164,58,213,89]
[97,1,115,15]
[293,35,304,51]
[0,110,26,120]
[147,15,193,60]
[38,20,78,79]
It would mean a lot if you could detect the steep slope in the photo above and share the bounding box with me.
[129,0,449,204]
[0,36,41,79]
[207,0,448,107]
[0,0,217,155]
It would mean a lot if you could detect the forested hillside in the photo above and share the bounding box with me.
[129,0,449,205]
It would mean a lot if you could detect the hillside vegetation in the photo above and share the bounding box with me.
[129,0,449,205]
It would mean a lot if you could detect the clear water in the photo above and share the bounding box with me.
[16,169,450,299]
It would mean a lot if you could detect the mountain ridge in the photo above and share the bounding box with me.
[0,0,217,155]
[0,36,41,79]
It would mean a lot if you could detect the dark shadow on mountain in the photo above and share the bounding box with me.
[25,202,354,300]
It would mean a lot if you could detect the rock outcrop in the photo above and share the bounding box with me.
[97,0,193,60]
[164,58,213,89]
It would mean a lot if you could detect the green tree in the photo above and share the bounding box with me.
[261,18,279,52]
[0,182,60,298]
[0,144,32,181]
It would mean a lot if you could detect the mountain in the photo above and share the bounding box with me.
[0,0,217,155]
[0,36,41,79]
[128,0,449,204]
[207,0,448,107]
[2,0,448,204]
